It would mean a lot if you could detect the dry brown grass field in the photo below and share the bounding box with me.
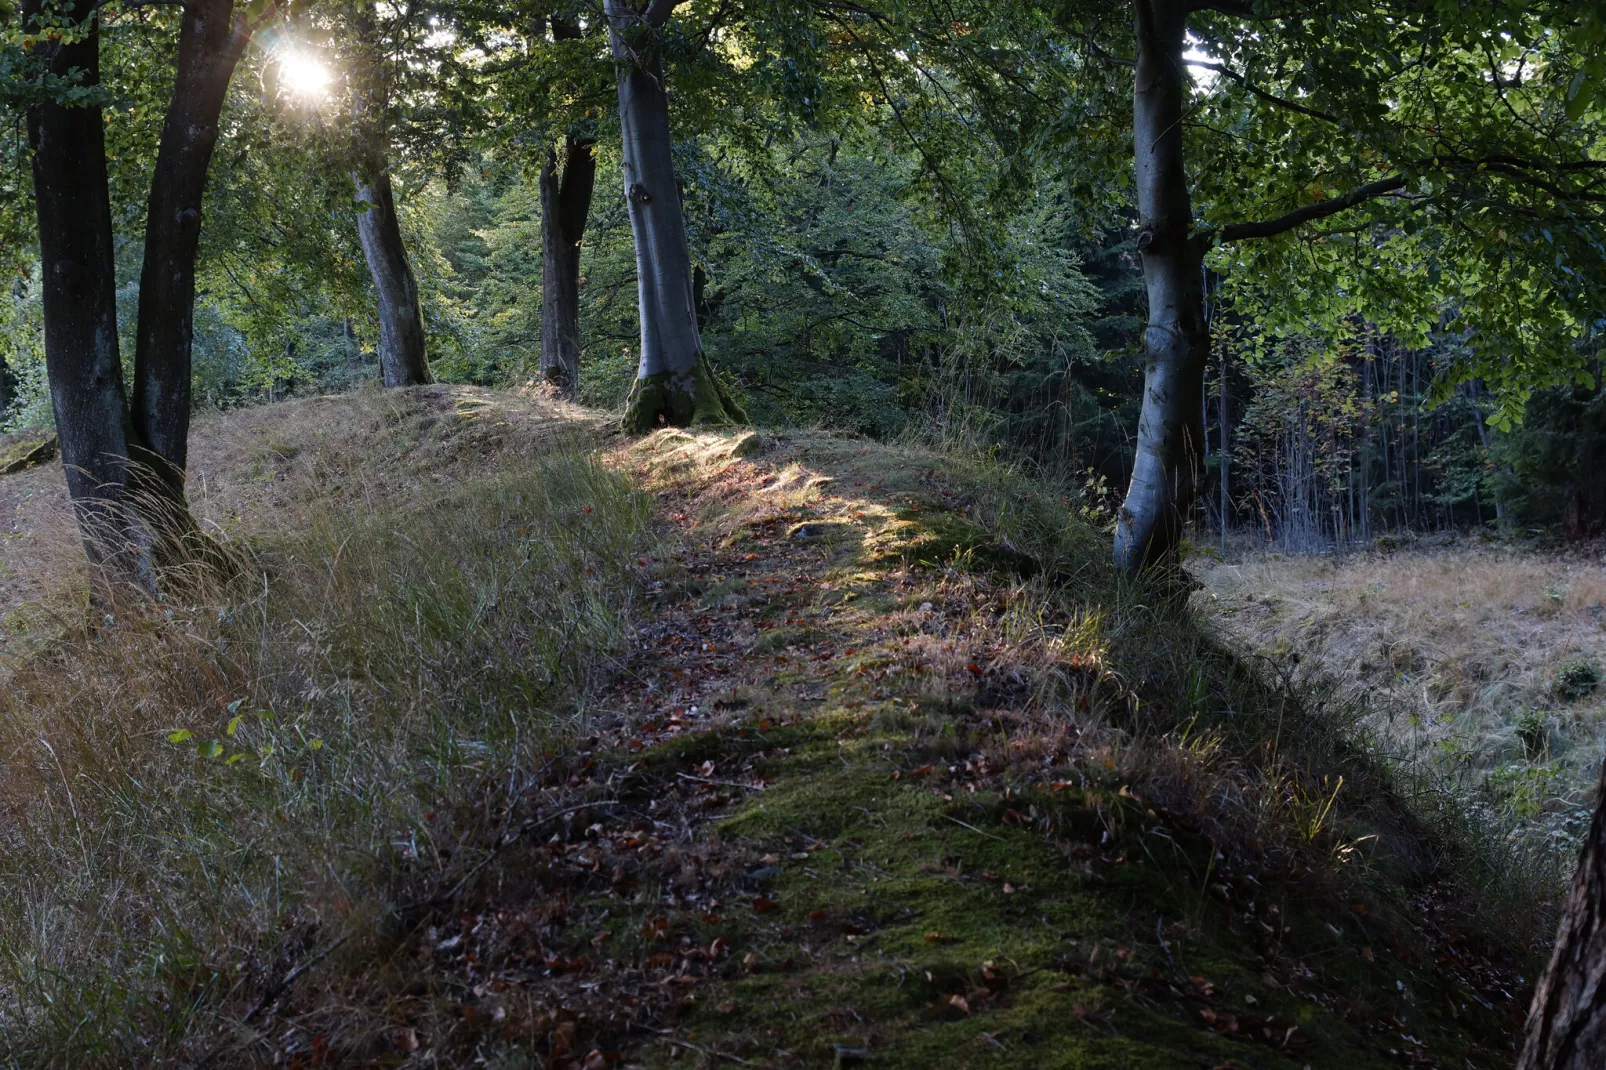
[1195,544,1606,850]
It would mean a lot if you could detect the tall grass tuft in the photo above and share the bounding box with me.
[0,423,653,1065]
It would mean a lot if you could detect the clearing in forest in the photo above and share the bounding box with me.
[0,387,1544,1067]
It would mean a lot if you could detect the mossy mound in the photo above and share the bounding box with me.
[622,351,749,433]
[0,434,56,476]
[584,424,1533,1068]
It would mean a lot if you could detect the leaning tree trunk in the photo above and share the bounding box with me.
[1519,757,1606,1069]
[605,0,744,432]
[1112,0,1209,576]
[131,0,252,549]
[351,10,432,388]
[23,0,141,575]
[539,133,596,399]
[354,171,432,387]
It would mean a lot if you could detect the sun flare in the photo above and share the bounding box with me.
[278,50,331,99]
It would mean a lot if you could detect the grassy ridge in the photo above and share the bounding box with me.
[0,390,1549,1067]
[600,429,1532,1068]
[0,389,653,1064]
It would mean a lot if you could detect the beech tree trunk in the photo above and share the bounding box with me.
[352,9,433,388]
[1113,0,1209,576]
[132,0,251,510]
[605,0,744,432]
[539,133,595,399]
[0,350,14,416]
[1519,757,1606,1069]
[23,0,140,571]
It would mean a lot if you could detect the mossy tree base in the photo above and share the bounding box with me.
[622,351,748,434]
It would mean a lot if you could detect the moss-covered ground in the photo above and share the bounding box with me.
[502,427,1529,1069]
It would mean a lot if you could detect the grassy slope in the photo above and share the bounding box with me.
[0,389,1540,1068]
[1196,549,1606,855]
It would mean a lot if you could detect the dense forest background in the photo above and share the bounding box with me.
[0,7,1602,550]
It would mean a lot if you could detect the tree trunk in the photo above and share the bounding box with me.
[131,0,252,530]
[351,8,432,389]
[1113,0,1209,575]
[1468,380,1510,531]
[23,0,141,573]
[539,133,595,400]
[605,0,745,432]
[0,350,14,417]
[1519,757,1606,1069]
[1218,350,1229,554]
[343,316,361,373]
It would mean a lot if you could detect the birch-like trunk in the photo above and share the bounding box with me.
[605,0,744,432]
[1112,0,1209,576]
[539,134,595,399]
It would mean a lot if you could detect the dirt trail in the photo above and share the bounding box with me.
[391,426,1525,1069]
[0,397,1531,1068]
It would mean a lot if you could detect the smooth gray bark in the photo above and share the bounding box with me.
[132,0,250,493]
[606,0,743,431]
[539,134,596,399]
[1113,0,1209,575]
[354,171,432,387]
[351,8,432,389]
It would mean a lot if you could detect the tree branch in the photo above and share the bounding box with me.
[641,0,678,28]
[1215,174,1405,242]
[1190,60,1341,125]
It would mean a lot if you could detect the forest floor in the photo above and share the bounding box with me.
[1195,546,1606,858]
[0,386,1551,1068]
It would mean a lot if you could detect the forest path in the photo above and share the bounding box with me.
[406,422,1525,1069]
[0,391,1530,1067]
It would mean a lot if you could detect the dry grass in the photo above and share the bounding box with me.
[1195,545,1606,852]
[0,398,1558,1066]
[0,385,652,1065]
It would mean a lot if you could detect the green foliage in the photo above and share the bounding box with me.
[1495,381,1606,535]
[1553,657,1601,702]
[1515,709,1549,759]
[0,271,46,431]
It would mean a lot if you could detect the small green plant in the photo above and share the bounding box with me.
[1516,709,1549,759]
[1554,657,1601,701]
[1487,760,1563,820]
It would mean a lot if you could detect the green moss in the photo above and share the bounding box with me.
[869,506,1039,578]
[621,351,749,433]
[632,711,1513,1068]
[750,624,834,654]
[0,434,56,476]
